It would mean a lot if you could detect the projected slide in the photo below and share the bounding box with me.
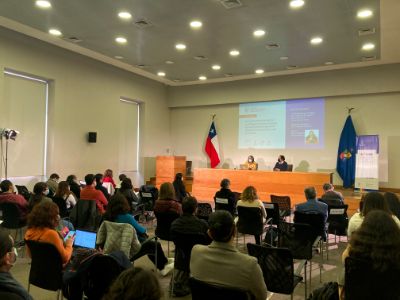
[239,98,324,149]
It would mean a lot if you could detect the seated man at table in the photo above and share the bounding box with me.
[296,186,328,222]
[320,183,344,206]
[273,154,288,171]
[190,211,267,300]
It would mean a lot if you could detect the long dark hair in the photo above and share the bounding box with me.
[29,182,48,209]
[103,193,130,221]
[349,210,400,272]
[361,192,389,217]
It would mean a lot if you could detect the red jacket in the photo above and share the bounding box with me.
[80,186,108,214]
[0,193,29,221]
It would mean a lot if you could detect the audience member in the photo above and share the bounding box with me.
[295,186,328,222]
[244,155,258,170]
[54,181,77,210]
[341,210,400,298]
[103,267,162,300]
[384,192,400,219]
[46,173,60,196]
[190,211,267,300]
[320,183,344,206]
[28,182,52,210]
[103,169,116,189]
[0,180,29,222]
[273,154,288,171]
[0,229,32,299]
[348,191,400,238]
[214,178,237,216]
[95,173,110,200]
[117,174,127,189]
[173,173,187,203]
[66,175,81,199]
[154,182,182,215]
[118,178,140,210]
[25,202,74,267]
[80,174,108,214]
[103,194,174,276]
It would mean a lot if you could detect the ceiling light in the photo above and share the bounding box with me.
[115,37,127,44]
[230,50,240,56]
[357,9,373,19]
[114,56,124,60]
[118,11,132,20]
[362,43,375,51]
[48,29,62,36]
[175,43,186,50]
[190,20,202,28]
[289,0,305,9]
[212,65,221,70]
[253,30,266,37]
[199,76,207,80]
[325,61,334,65]
[310,37,323,45]
[157,72,166,77]
[280,56,289,60]
[35,0,51,8]
[255,69,264,74]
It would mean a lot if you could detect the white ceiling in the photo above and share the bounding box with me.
[0,0,399,86]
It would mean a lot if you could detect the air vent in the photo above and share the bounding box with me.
[286,65,298,70]
[134,18,153,28]
[266,42,280,50]
[224,73,233,77]
[65,36,82,43]
[362,55,376,61]
[220,0,242,9]
[358,28,376,36]
[136,64,147,68]
[194,55,208,61]
[173,79,181,82]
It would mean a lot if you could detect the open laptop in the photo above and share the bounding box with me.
[73,229,97,249]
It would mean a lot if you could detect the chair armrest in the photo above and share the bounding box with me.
[312,236,321,248]
[295,260,307,276]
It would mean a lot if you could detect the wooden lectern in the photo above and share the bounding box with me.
[155,156,186,186]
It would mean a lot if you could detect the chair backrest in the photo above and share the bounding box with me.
[0,203,23,229]
[70,199,99,230]
[278,222,314,260]
[247,243,297,295]
[189,277,251,300]
[0,291,25,300]
[214,197,235,215]
[52,196,69,218]
[237,206,263,236]
[263,202,280,225]
[196,203,213,221]
[287,164,293,172]
[270,195,291,216]
[25,240,63,291]
[155,211,180,240]
[345,256,400,299]
[172,233,208,272]
[139,185,158,211]
[294,211,326,241]
[328,204,348,235]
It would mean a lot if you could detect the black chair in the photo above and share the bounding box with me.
[196,202,212,221]
[25,240,63,299]
[0,203,26,243]
[69,199,99,230]
[327,205,348,243]
[263,202,281,246]
[154,211,180,256]
[139,185,158,211]
[247,243,303,300]
[0,291,24,300]
[345,256,400,299]
[189,277,251,300]
[52,196,69,218]
[214,197,236,216]
[270,195,291,219]
[236,206,267,246]
[287,164,293,172]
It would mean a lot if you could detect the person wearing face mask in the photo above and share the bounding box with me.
[28,182,52,211]
[0,228,33,299]
[273,155,288,172]
[244,155,258,170]
[66,174,81,199]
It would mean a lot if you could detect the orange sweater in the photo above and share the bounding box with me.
[25,227,73,265]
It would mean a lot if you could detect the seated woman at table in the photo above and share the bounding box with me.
[244,155,258,170]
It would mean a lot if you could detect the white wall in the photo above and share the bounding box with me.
[0,27,170,187]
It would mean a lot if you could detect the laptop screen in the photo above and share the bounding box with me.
[74,229,97,249]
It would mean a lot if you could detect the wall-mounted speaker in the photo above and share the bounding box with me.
[88,132,97,143]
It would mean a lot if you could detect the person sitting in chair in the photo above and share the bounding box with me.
[295,186,328,223]
[320,183,344,206]
[0,180,29,223]
[214,178,237,216]
[244,155,258,170]
[273,155,288,171]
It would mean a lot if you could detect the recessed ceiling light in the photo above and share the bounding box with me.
[212,65,221,70]
[230,49,240,56]
[199,76,207,81]
[325,61,334,65]
[190,20,202,29]
[115,37,127,44]
[49,28,62,36]
[362,43,375,51]
[289,0,305,9]
[118,11,132,20]
[255,69,264,74]
[280,56,289,60]
[175,43,186,50]
[357,9,373,19]
[157,71,166,77]
[165,60,174,64]
[253,30,266,37]
[35,0,51,8]
[114,56,124,60]
[310,37,323,45]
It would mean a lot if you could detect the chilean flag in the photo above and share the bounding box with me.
[205,121,220,168]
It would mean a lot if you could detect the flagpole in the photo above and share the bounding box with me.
[212,114,216,120]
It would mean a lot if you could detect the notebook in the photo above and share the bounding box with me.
[73,229,97,249]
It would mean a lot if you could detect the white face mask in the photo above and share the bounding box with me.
[43,189,49,196]
[9,247,18,265]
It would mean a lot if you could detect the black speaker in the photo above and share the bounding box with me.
[88,132,97,143]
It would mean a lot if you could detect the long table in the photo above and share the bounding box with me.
[191,168,332,206]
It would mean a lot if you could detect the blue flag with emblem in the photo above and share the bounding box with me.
[336,115,357,188]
